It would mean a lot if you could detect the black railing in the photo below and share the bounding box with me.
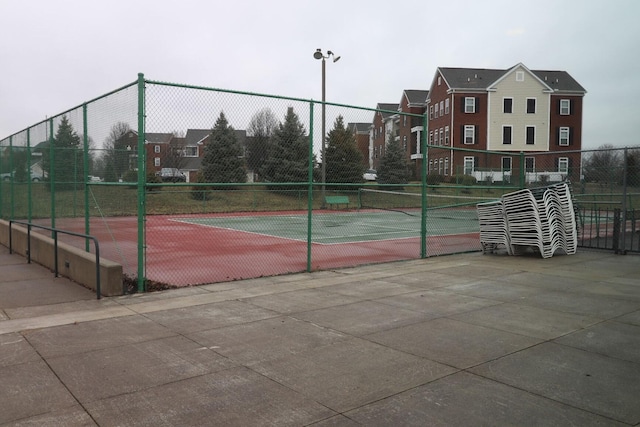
[577,207,639,254]
[8,220,101,299]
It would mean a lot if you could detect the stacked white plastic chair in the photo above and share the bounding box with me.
[477,182,577,258]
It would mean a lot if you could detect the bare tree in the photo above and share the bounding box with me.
[582,144,623,185]
[103,122,133,181]
[246,108,278,176]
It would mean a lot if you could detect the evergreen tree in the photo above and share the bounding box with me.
[261,107,311,193]
[42,116,82,190]
[324,115,365,187]
[377,133,410,190]
[200,112,246,187]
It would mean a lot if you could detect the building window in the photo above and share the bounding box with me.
[465,97,476,113]
[525,157,535,173]
[560,99,571,115]
[526,126,535,145]
[444,158,449,175]
[503,98,513,114]
[526,98,536,114]
[464,156,475,175]
[429,131,433,145]
[502,126,512,145]
[502,157,512,172]
[516,71,524,82]
[429,106,433,120]
[403,135,407,151]
[464,125,475,144]
[429,159,433,172]
[154,145,160,153]
[559,127,570,146]
[403,115,407,127]
[439,158,443,174]
[434,104,438,118]
[154,157,160,167]
[445,126,450,145]
[439,101,444,116]
[558,157,569,173]
[439,128,444,145]
[438,76,441,86]
[445,98,450,114]
[185,146,198,157]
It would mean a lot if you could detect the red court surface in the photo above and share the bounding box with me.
[33,213,482,288]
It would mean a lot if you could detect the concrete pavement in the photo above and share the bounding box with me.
[1,244,639,426]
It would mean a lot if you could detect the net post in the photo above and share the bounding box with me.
[420,113,428,258]
[306,101,314,272]
[83,103,90,252]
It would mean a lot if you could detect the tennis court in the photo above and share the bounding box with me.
[172,208,480,245]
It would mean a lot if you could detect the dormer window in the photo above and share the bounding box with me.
[516,71,525,81]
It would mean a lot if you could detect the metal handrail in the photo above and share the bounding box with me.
[8,220,101,299]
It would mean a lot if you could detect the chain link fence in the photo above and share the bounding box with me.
[2,75,638,293]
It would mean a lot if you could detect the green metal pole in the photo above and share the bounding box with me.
[306,102,314,272]
[49,119,56,232]
[27,129,32,222]
[136,73,146,292]
[420,114,428,258]
[8,136,14,219]
[83,103,90,252]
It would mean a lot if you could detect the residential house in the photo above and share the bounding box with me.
[370,103,399,171]
[347,122,371,170]
[427,63,586,183]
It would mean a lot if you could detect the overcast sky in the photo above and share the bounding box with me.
[1,0,639,150]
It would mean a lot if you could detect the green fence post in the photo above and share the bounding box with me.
[306,101,314,272]
[27,129,32,222]
[83,103,90,251]
[137,73,146,292]
[49,119,56,232]
[420,113,428,258]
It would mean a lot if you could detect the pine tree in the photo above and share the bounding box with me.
[261,107,311,193]
[42,116,82,190]
[377,133,410,190]
[200,112,247,188]
[324,115,365,187]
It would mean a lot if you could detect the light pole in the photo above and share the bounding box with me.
[313,48,340,204]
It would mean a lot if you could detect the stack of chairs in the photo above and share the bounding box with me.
[477,183,577,258]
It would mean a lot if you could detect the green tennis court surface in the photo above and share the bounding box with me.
[173,209,480,244]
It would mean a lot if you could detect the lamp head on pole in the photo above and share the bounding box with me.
[313,49,323,60]
[313,49,340,62]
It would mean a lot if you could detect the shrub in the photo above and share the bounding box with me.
[451,174,477,186]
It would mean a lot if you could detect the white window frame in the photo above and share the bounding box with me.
[464,156,475,175]
[184,146,198,157]
[516,71,524,81]
[526,126,535,145]
[429,105,433,120]
[434,104,439,118]
[559,127,570,146]
[558,157,569,173]
[154,157,160,167]
[501,156,512,172]
[429,131,433,145]
[465,97,476,113]
[429,159,433,172]
[525,157,535,173]
[439,128,444,145]
[445,126,450,145]
[526,98,536,114]
[464,125,475,144]
[560,99,571,115]
[439,101,444,116]
[439,158,443,174]
[503,97,513,114]
[445,98,450,114]
[444,157,449,175]
[502,125,512,145]
[154,145,161,153]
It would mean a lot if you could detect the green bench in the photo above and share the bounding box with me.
[325,195,350,209]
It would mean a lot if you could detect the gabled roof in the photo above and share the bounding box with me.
[145,132,174,143]
[185,129,248,146]
[403,89,429,106]
[437,65,586,94]
[347,122,371,134]
[376,103,400,119]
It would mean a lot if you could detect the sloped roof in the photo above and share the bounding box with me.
[376,103,400,119]
[404,89,429,105]
[185,129,248,146]
[145,132,174,143]
[347,122,371,133]
[438,66,586,94]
